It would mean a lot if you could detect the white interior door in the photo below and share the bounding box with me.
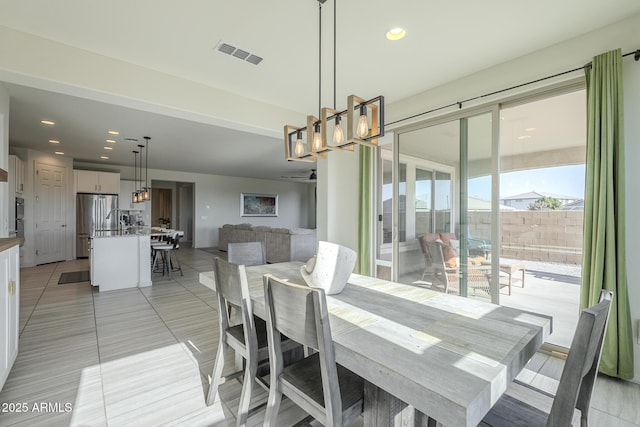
[35,162,67,264]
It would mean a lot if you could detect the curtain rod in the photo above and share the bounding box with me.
[386,48,640,127]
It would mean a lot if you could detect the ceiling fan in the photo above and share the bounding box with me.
[281,169,317,182]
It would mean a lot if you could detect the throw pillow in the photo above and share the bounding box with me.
[449,239,460,257]
[443,245,457,268]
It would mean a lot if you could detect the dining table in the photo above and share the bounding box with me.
[199,261,552,427]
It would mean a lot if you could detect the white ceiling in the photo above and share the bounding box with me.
[0,0,638,180]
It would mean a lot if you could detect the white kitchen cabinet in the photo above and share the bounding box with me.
[0,243,20,392]
[9,155,25,194]
[75,170,120,194]
[91,234,151,291]
[119,180,144,210]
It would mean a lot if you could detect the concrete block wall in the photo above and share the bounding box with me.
[468,210,583,264]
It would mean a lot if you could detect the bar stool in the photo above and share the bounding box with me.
[151,230,184,279]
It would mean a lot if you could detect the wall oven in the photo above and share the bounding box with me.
[15,197,24,240]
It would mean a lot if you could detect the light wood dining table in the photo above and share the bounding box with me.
[199,261,552,427]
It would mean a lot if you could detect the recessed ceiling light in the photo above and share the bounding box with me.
[386,27,406,41]
[54,151,64,155]
[103,146,113,150]
[517,135,532,140]
[100,156,109,160]
[49,139,60,144]
[41,120,55,125]
[108,130,119,135]
[106,139,116,143]
[525,127,537,132]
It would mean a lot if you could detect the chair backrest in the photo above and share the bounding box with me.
[213,257,256,344]
[547,289,613,426]
[171,230,184,249]
[425,240,446,268]
[228,241,266,266]
[263,274,342,424]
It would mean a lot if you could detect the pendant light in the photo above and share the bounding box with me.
[142,136,151,201]
[137,144,145,203]
[131,150,139,204]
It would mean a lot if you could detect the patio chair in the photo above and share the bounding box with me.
[425,240,491,295]
[481,290,613,426]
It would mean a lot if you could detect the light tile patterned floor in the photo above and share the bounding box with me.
[0,247,637,426]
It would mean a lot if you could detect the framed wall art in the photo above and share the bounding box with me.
[240,193,278,217]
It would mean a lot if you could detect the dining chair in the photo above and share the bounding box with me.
[207,257,267,426]
[262,274,364,427]
[228,241,266,266]
[481,289,613,427]
[207,258,300,426]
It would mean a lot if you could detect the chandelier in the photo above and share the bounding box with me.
[284,0,384,162]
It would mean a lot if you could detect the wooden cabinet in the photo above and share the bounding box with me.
[75,170,120,194]
[119,180,144,210]
[0,244,20,392]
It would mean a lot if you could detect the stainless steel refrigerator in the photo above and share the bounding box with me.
[76,193,119,258]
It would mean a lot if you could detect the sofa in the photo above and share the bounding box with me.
[218,224,317,264]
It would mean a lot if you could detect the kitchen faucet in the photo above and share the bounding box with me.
[105,208,120,220]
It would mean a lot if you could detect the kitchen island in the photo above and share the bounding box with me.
[90,230,151,292]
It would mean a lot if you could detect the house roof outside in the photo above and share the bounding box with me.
[501,191,580,202]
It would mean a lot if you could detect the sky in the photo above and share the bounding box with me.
[382,164,586,206]
[469,164,586,201]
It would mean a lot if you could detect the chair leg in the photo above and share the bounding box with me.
[207,339,228,405]
[165,251,172,279]
[236,358,257,427]
[263,386,282,427]
[173,250,183,276]
[151,250,160,274]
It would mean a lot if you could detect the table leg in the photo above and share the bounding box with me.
[521,267,525,288]
[508,270,512,296]
[364,382,432,426]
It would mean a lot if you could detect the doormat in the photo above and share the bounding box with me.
[58,271,90,285]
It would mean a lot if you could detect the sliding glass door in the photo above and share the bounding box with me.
[388,108,500,302]
[377,86,585,350]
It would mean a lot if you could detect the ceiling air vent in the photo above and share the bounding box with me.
[218,43,236,55]
[246,54,263,65]
[215,41,263,66]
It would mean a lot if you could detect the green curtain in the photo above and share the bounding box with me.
[357,145,373,276]
[582,48,634,379]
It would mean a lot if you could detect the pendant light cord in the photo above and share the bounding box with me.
[333,0,336,110]
[318,1,322,118]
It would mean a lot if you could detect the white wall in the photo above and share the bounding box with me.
[0,26,305,140]
[75,161,312,250]
[624,55,640,383]
[321,149,359,252]
[0,83,9,237]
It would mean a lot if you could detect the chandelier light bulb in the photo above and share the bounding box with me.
[294,131,304,156]
[357,105,369,138]
[313,123,322,150]
[333,116,344,144]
